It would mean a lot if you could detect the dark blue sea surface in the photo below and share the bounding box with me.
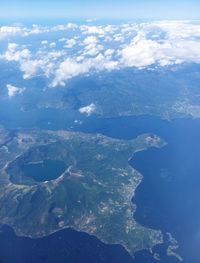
[0,115,200,263]
[131,118,200,263]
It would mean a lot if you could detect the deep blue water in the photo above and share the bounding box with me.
[22,160,66,182]
[131,118,200,263]
[0,115,200,263]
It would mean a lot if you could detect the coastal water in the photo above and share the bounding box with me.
[0,115,200,263]
[131,118,200,263]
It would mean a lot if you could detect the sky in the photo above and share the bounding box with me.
[0,0,200,20]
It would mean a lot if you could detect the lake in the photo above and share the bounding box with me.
[22,160,66,182]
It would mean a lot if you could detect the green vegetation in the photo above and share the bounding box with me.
[0,128,165,256]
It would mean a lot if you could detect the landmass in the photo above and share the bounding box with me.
[0,128,165,257]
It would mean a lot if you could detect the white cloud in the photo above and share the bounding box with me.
[86,18,97,23]
[6,84,24,97]
[1,21,200,87]
[93,53,119,70]
[79,103,96,116]
[0,23,78,39]
[0,25,50,38]
[146,20,200,40]
[114,34,124,43]
[104,49,115,58]
[1,43,66,80]
[119,24,200,68]
[7,42,18,51]
[52,23,78,31]
[81,36,104,57]
[1,43,31,62]
[83,36,98,46]
[20,59,45,79]
[51,59,91,87]
[80,25,105,35]
[0,26,24,39]
[84,45,103,57]
[119,32,160,68]
[64,39,77,48]
[49,42,56,48]
[58,38,67,42]
[51,54,118,87]
[41,40,48,45]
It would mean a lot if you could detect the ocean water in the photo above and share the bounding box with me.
[132,118,200,263]
[0,115,200,262]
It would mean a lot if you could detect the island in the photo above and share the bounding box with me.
[0,127,165,257]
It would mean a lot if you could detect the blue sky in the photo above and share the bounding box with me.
[1,0,200,20]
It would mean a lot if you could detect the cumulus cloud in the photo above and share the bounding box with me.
[146,20,200,40]
[119,32,159,68]
[1,21,200,87]
[41,40,48,45]
[0,43,46,79]
[51,58,91,87]
[52,23,78,31]
[20,59,46,79]
[120,26,200,68]
[79,103,96,116]
[80,25,105,35]
[83,36,98,46]
[6,84,24,97]
[49,42,56,48]
[104,49,115,58]
[0,43,67,80]
[0,26,24,39]
[81,35,104,57]
[64,39,77,48]
[0,23,79,40]
[1,43,31,62]
[51,54,118,87]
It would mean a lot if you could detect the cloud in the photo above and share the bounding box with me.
[93,53,119,70]
[83,36,98,46]
[0,43,45,79]
[1,21,200,87]
[20,59,46,79]
[79,103,96,116]
[80,25,105,35]
[41,40,48,45]
[26,25,49,35]
[0,26,24,39]
[114,34,124,43]
[86,18,98,23]
[119,32,159,68]
[51,54,118,87]
[119,23,200,68]
[104,49,115,58]
[64,39,77,48]
[1,43,31,62]
[6,84,24,97]
[49,42,56,48]
[52,23,78,31]
[1,43,66,80]
[146,20,200,40]
[51,58,91,87]
[81,35,104,57]
[0,23,79,40]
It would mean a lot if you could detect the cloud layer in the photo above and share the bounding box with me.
[1,20,200,87]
